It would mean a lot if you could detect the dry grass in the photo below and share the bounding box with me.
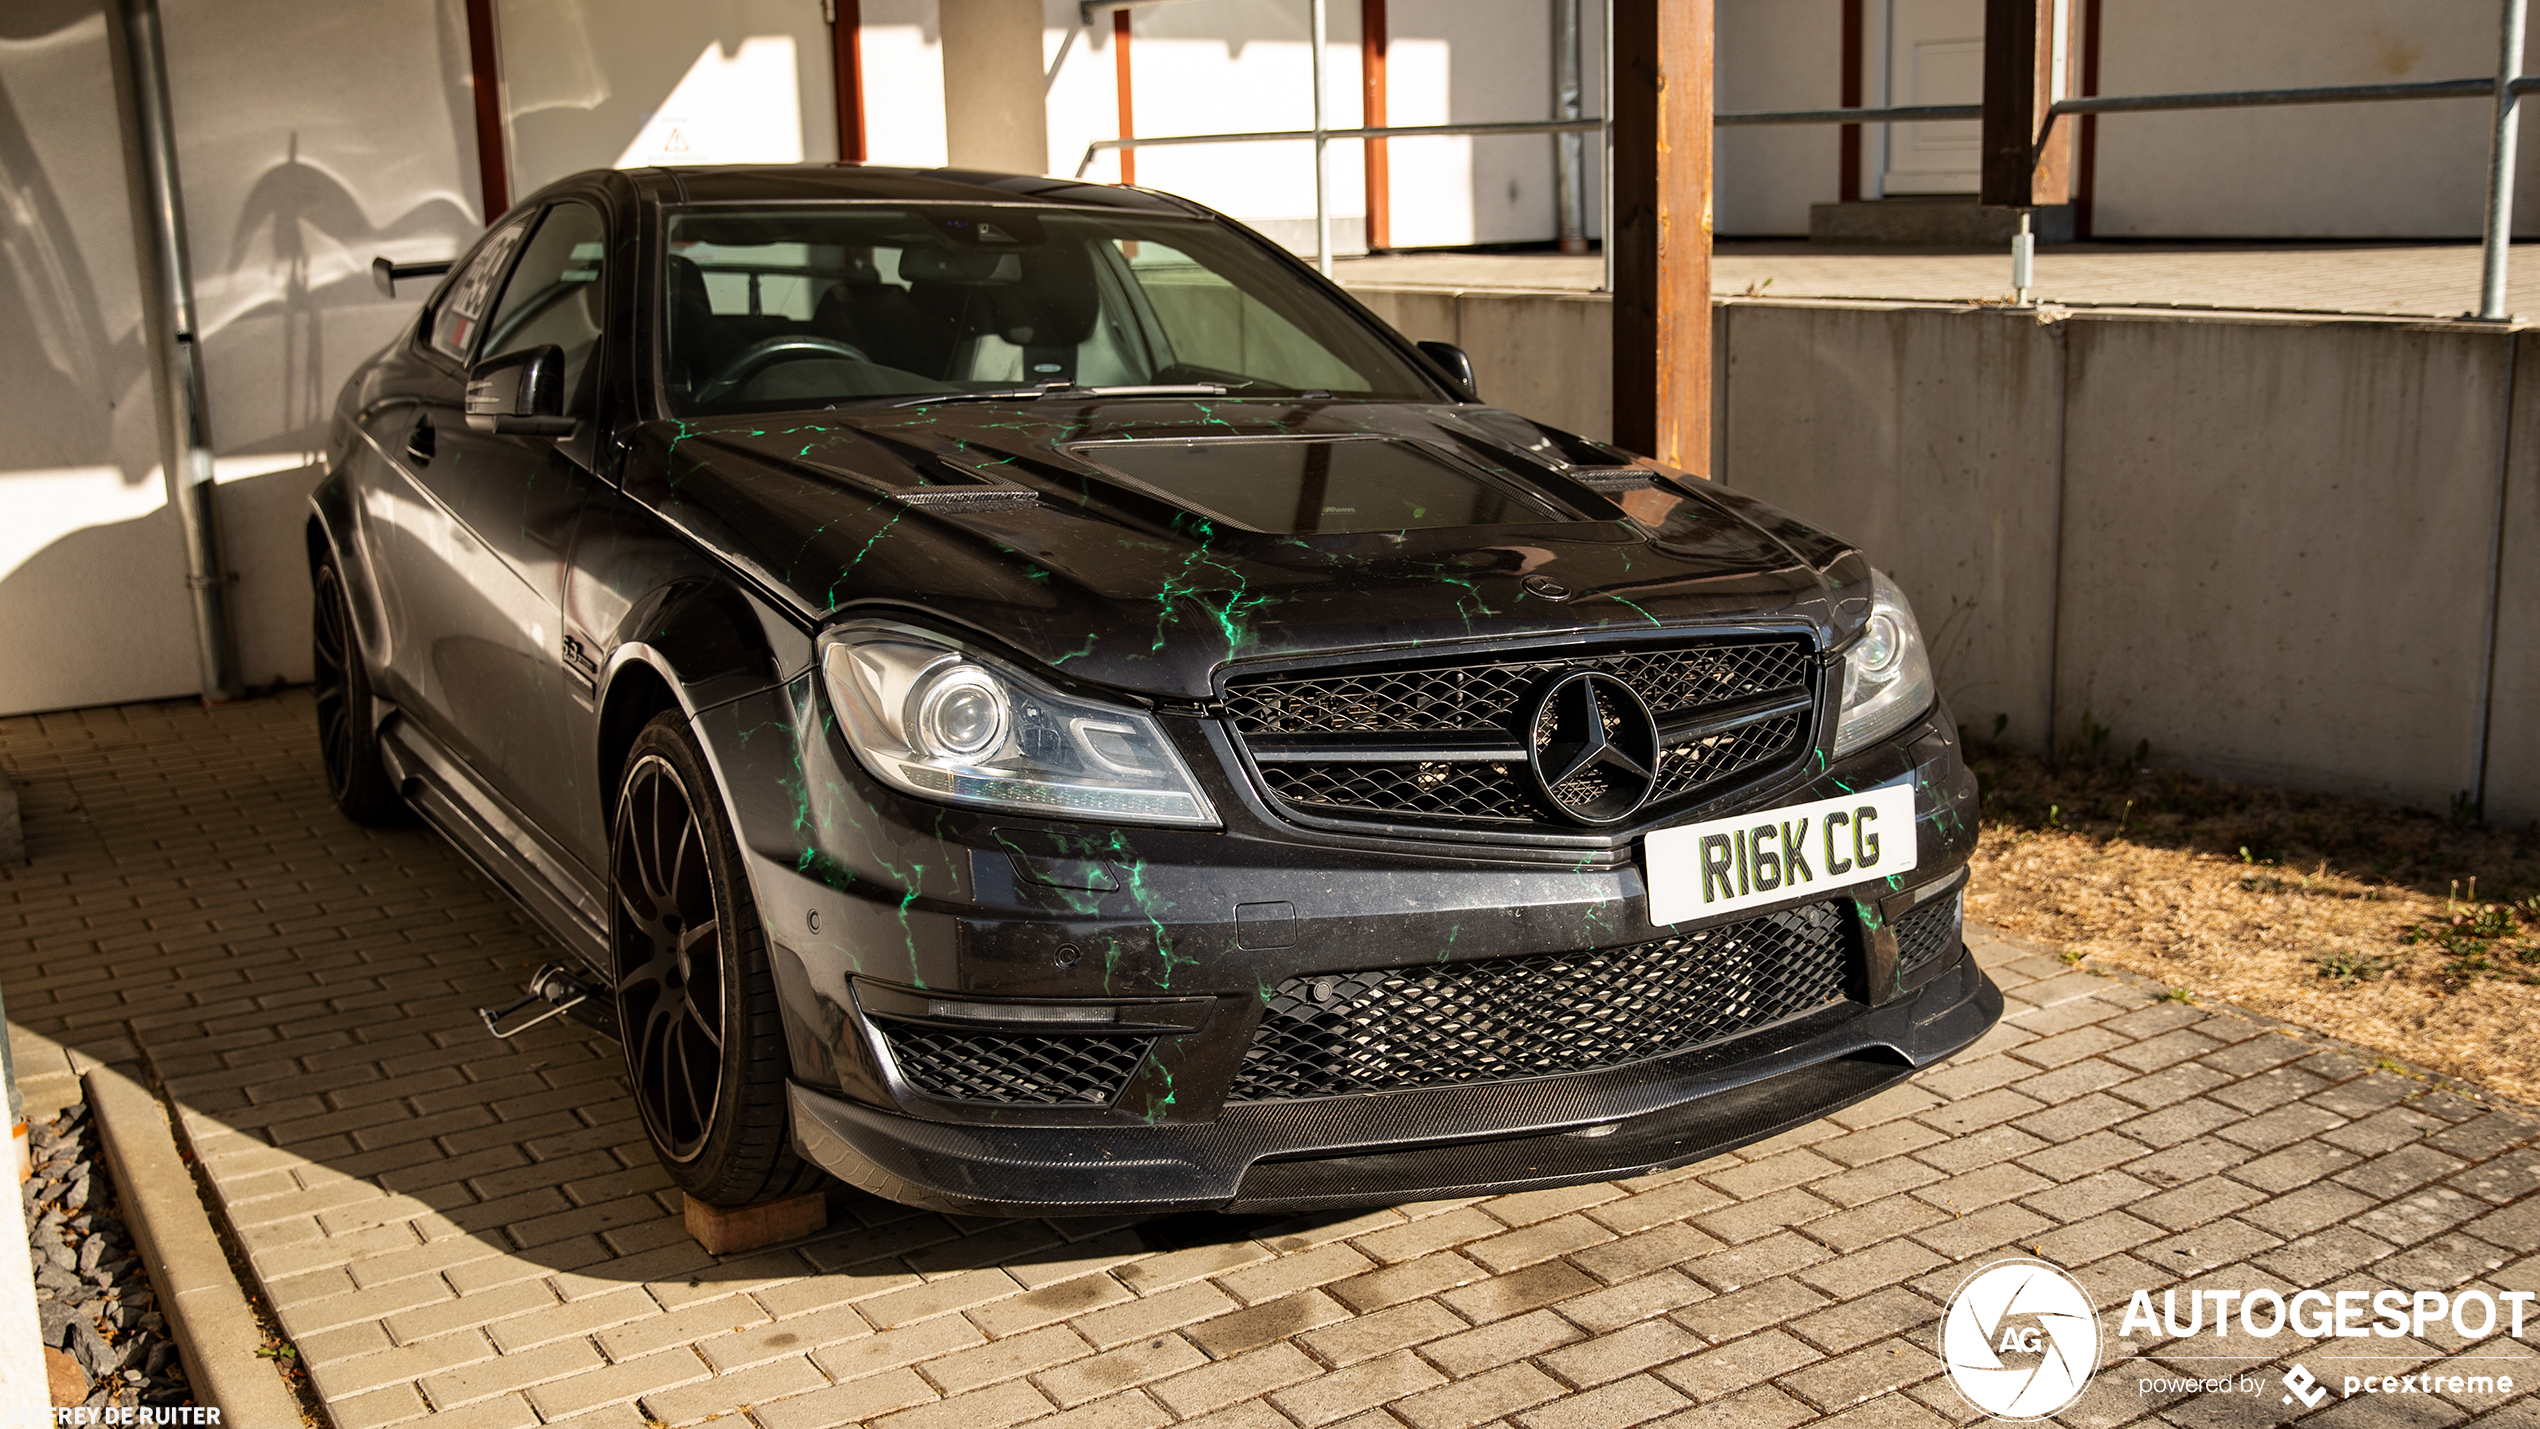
[1964,741,2540,1107]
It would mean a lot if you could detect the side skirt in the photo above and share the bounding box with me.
[379,716,610,970]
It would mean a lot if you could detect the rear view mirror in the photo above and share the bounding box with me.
[1417,341,1479,401]
[466,345,576,435]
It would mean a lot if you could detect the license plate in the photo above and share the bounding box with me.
[1643,784,1919,926]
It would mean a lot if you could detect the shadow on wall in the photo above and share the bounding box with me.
[0,1,151,475]
[0,463,322,716]
[0,0,480,713]
[207,137,476,454]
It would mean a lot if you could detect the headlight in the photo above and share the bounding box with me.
[819,621,1220,827]
[1830,569,1936,758]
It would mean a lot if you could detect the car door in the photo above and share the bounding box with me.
[352,212,530,711]
[387,198,614,879]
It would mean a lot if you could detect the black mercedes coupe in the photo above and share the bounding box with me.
[312,164,1997,1215]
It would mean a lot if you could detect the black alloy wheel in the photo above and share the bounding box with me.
[613,749,727,1161]
[311,560,406,824]
[610,714,822,1204]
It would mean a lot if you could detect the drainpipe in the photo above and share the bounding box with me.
[113,0,243,704]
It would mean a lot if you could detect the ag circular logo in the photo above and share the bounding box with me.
[1941,1259,2102,1420]
[1522,671,1660,825]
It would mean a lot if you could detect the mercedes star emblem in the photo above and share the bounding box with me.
[1523,670,1662,825]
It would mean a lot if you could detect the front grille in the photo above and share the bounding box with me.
[1894,890,1963,977]
[878,1022,1153,1105]
[1229,901,1853,1101]
[1228,637,1815,831]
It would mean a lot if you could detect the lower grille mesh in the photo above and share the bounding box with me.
[1229,902,1853,1101]
[879,1023,1153,1105]
[1893,891,1963,978]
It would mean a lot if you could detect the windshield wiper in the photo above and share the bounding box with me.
[892,382,1232,408]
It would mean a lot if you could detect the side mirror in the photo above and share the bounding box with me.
[466,345,576,435]
[1417,341,1479,401]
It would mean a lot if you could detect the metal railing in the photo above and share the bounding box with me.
[1075,0,2537,316]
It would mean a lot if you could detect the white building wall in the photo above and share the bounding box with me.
[497,0,841,193]
[2090,0,2540,239]
[1716,0,1840,236]
[1037,0,1601,254]
[863,0,951,168]
[0,0,485,716]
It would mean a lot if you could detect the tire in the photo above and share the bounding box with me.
[311,559,408,825]
[610,713,824,1206]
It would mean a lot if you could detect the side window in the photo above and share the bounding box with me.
[427,218,531,361]
[480,202,608,412]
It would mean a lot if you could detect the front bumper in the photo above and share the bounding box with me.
[689,670,1991,1214]
[787,940,2000,1216]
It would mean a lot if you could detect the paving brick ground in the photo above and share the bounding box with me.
[1334,243,2540,320]
[3,692,2537,1428]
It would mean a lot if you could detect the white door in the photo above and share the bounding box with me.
[1882,0,1983,195]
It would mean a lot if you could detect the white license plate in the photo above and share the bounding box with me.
[1643,784,1919,926]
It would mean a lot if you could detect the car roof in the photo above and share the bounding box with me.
[524,164,1201,217]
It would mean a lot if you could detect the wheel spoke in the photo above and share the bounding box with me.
[644,998,682,1122]
[685,987,722,1051]
[678,1013,716,1139]
[614,847,664,926]
[649,793,676,909]
[667,818,696,912]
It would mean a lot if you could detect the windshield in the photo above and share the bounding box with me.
[660,206,1439,415]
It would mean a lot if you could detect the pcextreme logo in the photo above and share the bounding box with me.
[1941,1259,2103,1420]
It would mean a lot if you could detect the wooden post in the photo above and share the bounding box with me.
[1363,0,1390,251]
[1113,8,1137,184]
[833,0,867,162]
[1608,0,1713,471]
[1979,0,2075,207]
[461,0,508,222]
[1838,0,1863,203]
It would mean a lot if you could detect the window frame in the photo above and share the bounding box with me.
[420,208,541,369]
[477,199,612,414]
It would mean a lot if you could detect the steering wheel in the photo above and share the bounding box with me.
[696,335,871,401]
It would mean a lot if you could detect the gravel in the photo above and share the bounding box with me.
[22,1101,196,1413]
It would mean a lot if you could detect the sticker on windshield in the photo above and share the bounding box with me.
[1644,784,1918,926]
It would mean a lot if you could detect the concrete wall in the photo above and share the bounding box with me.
[1341,278,2540,823]
[2053,318,2506,808]
[1349,287,1613,441]
[2482,332,2540,827]
[1719,305,2062,755]
[1725,304,2532,821]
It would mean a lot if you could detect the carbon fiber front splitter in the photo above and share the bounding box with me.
[787,943,2003,1217]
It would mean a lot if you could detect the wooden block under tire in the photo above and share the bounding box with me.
[685,1190,828,1254]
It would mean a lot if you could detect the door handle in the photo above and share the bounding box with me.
[405,415,436,465]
